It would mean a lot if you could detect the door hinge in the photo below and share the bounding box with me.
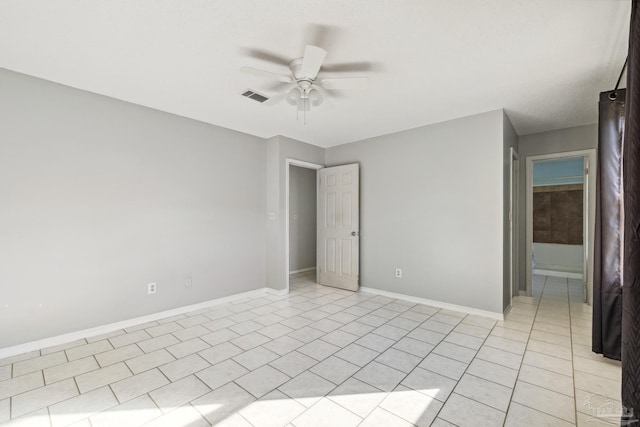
[585,167,589,175]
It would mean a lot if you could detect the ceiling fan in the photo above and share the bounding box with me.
[241,44,369,115]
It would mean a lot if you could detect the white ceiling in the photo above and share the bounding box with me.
[0,0,631,147]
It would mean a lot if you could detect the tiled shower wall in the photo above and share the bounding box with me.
[533,184,583,245]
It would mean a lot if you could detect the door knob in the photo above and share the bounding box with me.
[351,231,359,236]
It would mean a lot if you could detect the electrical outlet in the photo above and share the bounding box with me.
[395,268,402,278]
[148,282,157,294]
[185,277,192,288]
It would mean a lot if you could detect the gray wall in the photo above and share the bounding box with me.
[289,166,317,272]
[517,124,598,292]
[325,110,506,314]
[0,69,267,348]
[503,112,519,311]
[266,136,324,291]
[1,66,543,349]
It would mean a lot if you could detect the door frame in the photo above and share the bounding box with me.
[285,158,324,294]
[509,147,520,307]
[525,149,597,302]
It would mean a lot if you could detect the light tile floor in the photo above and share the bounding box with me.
[0,272,622,426]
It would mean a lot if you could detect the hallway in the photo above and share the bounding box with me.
[503,274,622,426]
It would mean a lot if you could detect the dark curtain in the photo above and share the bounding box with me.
[622,0,640,423]
[592,89,625,361]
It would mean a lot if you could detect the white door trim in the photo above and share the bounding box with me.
[509,147,520,308]
[285,158,323,294]
[525,149,597,302]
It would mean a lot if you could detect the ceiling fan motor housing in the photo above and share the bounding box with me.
[289,58,311,81]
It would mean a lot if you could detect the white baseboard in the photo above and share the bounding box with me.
[359,287,504,321]
[0,288,268,360]
[266,287,289,296]
[289,267,316,274]
[533,268,583,280]
[503,304,512,318]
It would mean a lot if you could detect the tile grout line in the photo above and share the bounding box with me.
[70,371,82,426]
[568,276,581,426]
[227,288,495,425]
[224,280,368,425]
[501,274,547,426]
[9,362,15,422]
[503,276,587,425]
[14,355,165,423]
[519,279,578,425]
[284,286,436,422]
[258,296,427,421]
[177,282,381,422]
[255,293,441,423]
[425,306,518,424]
[329,306,492,423]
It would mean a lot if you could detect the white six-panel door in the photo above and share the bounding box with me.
[317,164,359,291]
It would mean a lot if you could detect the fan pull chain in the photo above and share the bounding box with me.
[294,95,308,125]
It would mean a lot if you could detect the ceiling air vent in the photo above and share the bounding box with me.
[241,90,269,103]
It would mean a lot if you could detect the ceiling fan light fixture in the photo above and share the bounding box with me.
[309,88,324,107]
[286,87,302,106]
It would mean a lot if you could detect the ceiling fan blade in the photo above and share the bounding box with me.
[320,77,369,90]
[306,24,341,52]
[321,61,382,73]
[241,67,293,83]
[301,45,327,78]
[266,81,296,92]
[240,48,290,66]
[311,84,334,110]
[264,90,289,106]
[263,83,297,106]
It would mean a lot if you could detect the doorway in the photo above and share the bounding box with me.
[285,159,323,292]
[525,149,597,303]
